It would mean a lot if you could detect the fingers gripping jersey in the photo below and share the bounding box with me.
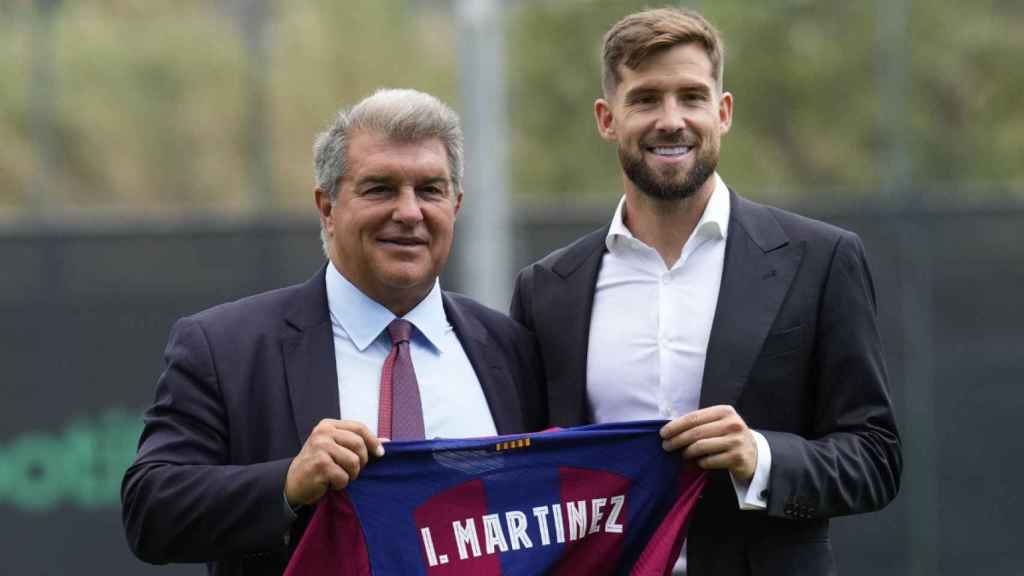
[284,421,705,576]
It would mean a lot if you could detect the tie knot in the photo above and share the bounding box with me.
[387,319,413,344]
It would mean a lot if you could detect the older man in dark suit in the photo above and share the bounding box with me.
[123,89,544,575]
[512,8,901,575]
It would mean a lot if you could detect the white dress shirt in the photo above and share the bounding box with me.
[325,262,497,439]
[586,174,771,574]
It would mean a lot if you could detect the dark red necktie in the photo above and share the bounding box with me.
[377,319,425,440]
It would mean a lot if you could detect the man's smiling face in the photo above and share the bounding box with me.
[317,129,460,313]
[596,42,733,201]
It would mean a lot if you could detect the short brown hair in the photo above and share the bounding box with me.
[601,7,725,96]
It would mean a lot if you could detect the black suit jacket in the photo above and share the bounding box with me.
[122,267,545,575]
[511,191,901,576]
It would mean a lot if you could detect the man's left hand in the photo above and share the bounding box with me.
[660,405,757,482]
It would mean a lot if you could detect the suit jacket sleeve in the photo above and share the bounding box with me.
[502,279,546,431]
[761,232,902,519]
[510,266,534,331]
[121,317,294,564]
[510,268,549,429]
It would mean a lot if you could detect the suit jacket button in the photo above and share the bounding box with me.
[759,489,768,499]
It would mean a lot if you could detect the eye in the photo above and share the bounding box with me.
[682,92,707,104]
[631,94,658,106]
[363,185,391,196]
[417,184,447,199]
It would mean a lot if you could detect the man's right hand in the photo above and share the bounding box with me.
[285,419,385,507]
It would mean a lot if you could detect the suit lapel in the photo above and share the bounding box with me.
[443,294,523,434]
[282,266,340,444]
[700,192,804,408]
[542,228,608,426]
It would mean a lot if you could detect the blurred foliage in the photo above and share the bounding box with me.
[269,0,455,212]
[1,0,1023,218]
[0,0,455,215]
[2,0,251,212]
[508,0,1024,207]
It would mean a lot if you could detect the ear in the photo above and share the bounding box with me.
[594,98,618,142]
[314,187,334,232]
[452,191,463,219]
[718,91,734,135]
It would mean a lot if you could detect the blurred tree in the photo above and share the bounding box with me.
[507,0,1024,207]
[710,1,880,205]
[0,0,457,215]
[269,0,456,211]
[1,1,38,212]
[506,1,631,202]
[908,0,1024,201]
[1,0,1022,216]
[21,1,249,212]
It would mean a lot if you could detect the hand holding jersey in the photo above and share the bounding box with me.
[660,405,758,482]
[285,419,386,508]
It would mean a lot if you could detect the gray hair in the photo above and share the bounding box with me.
[313,89,464,255]
[314,88,464,198]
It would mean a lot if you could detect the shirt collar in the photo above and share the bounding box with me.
[606,172,731,251]
[698,172,731,240]
[325,262,448,354]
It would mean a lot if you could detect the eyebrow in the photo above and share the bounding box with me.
[417,177,450,187]
[624,87,659,100]
[356,175,394,186]
[624,81,713,100]
[356,175,450,187]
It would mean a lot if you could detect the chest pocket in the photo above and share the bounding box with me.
[760,325,803,359]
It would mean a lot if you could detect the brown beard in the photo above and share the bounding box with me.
[619,143,717,201]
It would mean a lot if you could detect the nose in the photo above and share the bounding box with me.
[392,187,423,225]
[654,98,686,134]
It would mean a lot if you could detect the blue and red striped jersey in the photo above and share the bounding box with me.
[284,421,705,576]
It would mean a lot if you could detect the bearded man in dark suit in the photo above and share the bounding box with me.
[511,8,901,575]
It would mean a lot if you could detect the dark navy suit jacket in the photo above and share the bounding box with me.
[511,191,902,576]
[122,266,545,575]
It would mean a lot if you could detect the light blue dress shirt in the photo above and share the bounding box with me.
[324,262,497,439]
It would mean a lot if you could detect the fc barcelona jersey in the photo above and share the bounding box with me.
[284,421,705,576]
